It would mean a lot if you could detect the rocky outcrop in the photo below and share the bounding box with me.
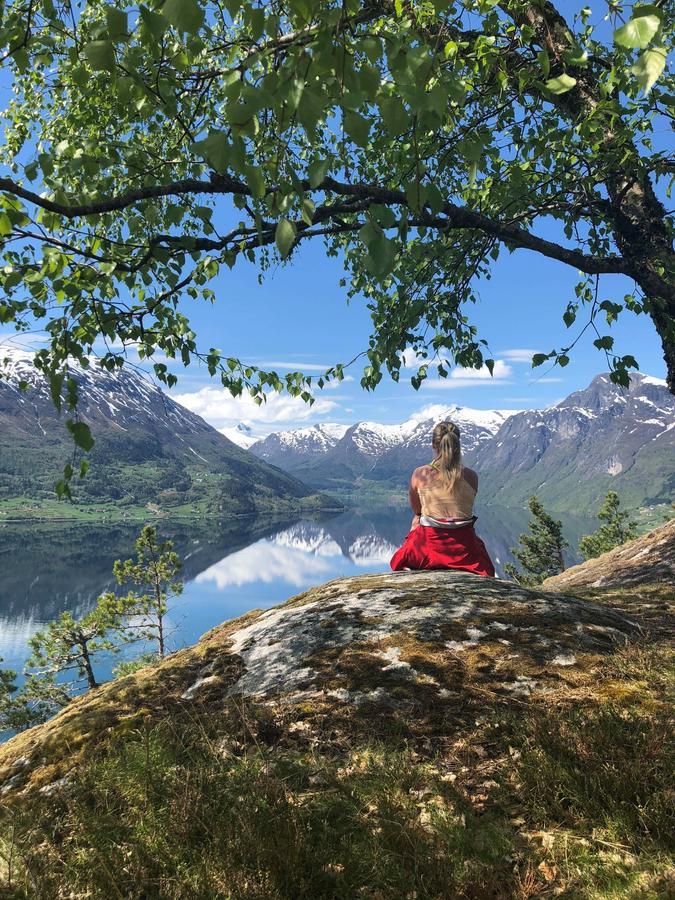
[0,571,639,799]
[543,517,675,590]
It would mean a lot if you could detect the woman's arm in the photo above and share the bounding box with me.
[409,472,422,530]
[463,466,479,492]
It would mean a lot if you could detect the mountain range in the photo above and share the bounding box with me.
[0,349,333,516]
[246,375,675,513]
[251,405,513,490]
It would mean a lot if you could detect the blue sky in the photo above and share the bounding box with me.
[1,230,668,438]
[0,1,670,438]
[145,230,667,438]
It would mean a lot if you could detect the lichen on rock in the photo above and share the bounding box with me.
[543,517,675,590]
[0,569,642,799]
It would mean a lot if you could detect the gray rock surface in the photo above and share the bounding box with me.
[543,517,675,590]
[0,570,641,797]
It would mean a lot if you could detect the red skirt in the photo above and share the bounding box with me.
[390,523,495,577]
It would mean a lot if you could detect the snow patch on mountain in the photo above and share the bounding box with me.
[272,522,343,557]
[0,347,208,436]
[251,404,517,471]
[220,423,256,449]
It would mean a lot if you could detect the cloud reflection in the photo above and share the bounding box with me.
[0,615,42,662]
[195,539,340,589]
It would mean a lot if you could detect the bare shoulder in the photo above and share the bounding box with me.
[462,466,479,490]
[411,464,434,487]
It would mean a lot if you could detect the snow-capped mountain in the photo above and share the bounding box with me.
[250,403,515,485]
[473,373,675,511]
[367,404,515,481]
[248,374,674,512]
[0,347,329,512]
[220,422,256,449]
[0,346,215,438]
[252,422,349,467]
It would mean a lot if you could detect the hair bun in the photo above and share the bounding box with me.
[437,420,459,434]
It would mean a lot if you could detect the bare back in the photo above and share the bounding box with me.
[410,464,478,519]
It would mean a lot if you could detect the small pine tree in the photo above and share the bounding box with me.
[25,607,120,705]
[0,659,50,732]
[1,662,25,731]
[579,491,638,560]
[105,525,183,658]
[504,496,569,586]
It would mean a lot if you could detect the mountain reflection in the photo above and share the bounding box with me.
[0,504,594,673]
[196,541,338,589]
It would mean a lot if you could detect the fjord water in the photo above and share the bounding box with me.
[0,504,596,680]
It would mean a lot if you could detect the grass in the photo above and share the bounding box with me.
[1,633,672,899]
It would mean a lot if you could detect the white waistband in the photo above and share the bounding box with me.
[419,515,476,529]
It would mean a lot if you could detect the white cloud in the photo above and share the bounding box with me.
[422,360,513,388]
[497,348,542,363]
[257,360,334,372]
[400,348,449,369]
[318,375,354,390]
[0,331,49,353]
[172,385,338,431]
[196,539,338,589]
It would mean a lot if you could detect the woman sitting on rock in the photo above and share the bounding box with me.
[390,420,495,576]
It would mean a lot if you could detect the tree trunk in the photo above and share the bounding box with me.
[154,580,165,658]
[79,642,98,689]
[511,1,675,391]
[604,172,675,392]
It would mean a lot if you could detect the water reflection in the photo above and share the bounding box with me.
[0,504,595,676]
[196,542,338,589]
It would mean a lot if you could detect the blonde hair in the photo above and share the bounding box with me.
[431,421,462,487]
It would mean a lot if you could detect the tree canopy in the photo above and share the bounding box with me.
[0,0,672,464]
[578,489,638,559]
[504,494,568,584]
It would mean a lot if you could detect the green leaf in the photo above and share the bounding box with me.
[545,74,577,94]
[404,181,427,214]
[296,89,324,133]
[563,303,577,327]
[593,335,614,351]
[484,358,495,376]
[48,371,64,413]
[536,49,550,78]
[631,46,667,94]
[531,353,548,368]
[361,36,381,63]
[301,198,315,226]
[358,221,379,248]
[83,40,116,72]
[162,0,204,33]
[0,213,12,236]
[365,233,396,277]
[106,7,129,40]
[200,131,230,171]
[379,98,409,136]
[245,166,266,199]
[308,158,329,189]
[55,479,72,501]
[275,219,296,258]
[140,5,169,38]
[66,420,95,452]
[343,111,370,147]
[614,14,660,50]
